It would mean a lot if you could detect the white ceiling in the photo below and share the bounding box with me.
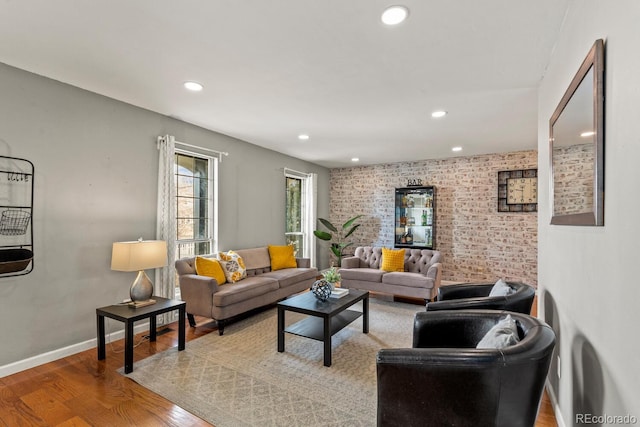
[0,0,569,168]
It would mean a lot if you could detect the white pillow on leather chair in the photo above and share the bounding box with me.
[488,278,514,297]
[476,314,520,349]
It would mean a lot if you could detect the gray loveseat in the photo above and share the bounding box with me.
[175,246,318,335]
[339,246,442,301]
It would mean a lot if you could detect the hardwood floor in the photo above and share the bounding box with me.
[0,319,217,426]
[1,307,558,426]
[538,393,559,427]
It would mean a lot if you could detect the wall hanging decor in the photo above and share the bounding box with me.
[0,155,34,276]
[497,169,538,212]
[549,39,604,226]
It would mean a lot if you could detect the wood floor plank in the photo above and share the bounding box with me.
[61,393,129,427]
[0,390,48,426]
[54,416,92,427]
[19,388,75,426]
[538,390,559,427]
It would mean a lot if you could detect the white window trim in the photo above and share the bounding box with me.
[175,147,219,258]
[284,168,317,267]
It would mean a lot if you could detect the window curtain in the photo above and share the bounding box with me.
[304,173,318,267]
[156,134,177,323]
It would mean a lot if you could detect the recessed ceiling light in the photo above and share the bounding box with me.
[184,81,203,91]
[381,5,409,25]
[298,134,310,141]
[431,110,447,118]
[580,131,595,137]
[452,146,463,152]
[351,158,360,162]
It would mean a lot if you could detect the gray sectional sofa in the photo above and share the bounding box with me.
[339,246,442,301]
[175,246,318,335]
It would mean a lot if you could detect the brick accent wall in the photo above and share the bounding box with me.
[329,150,538,286]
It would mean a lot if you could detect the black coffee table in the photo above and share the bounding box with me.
[277,289,369,367]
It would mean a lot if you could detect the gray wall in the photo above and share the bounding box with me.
[538,1,640,424]
[0,63,329,368]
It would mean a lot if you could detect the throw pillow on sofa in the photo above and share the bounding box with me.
[195,256,227,285]
[268,244,297,271]
[380,247,405,272]
[218,250,247,283]
[489,278,514,297]
[476,314,520,349]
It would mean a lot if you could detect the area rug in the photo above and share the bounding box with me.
[123,298,423,427]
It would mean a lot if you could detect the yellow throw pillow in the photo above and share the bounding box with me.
[194,256,227,285]
[218,250,247,283]
[380,248,405,272]
[268,245,298,271]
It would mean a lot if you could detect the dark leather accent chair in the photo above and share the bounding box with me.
[426,281,535,314]
[376,310,556,427]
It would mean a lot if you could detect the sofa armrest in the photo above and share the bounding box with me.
[413,311,497,347]
[340,256,360,269]
[426,296,507,312]
[425,262,442,300]
[178,274,219,317]
[437,282,493,301]
[378,347,503,366]
[295,257,310,268]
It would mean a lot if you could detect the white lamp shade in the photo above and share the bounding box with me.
[111,240,167,272]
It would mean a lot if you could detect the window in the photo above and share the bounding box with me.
[285,176,303,256]
[284,171,317,266]
[175,151,217,259]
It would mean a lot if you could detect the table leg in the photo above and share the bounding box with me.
[363,296,369,334]
[323,316,332,367]
[178,306,186,351]
[277,307,285,352]
[124,320,134,374]
[149,314,157,342]
[97,314,106,360]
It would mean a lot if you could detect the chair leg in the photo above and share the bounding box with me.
[187,313,196,327]
[217,319,225,336]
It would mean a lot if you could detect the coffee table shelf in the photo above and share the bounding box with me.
[284,309,362,341]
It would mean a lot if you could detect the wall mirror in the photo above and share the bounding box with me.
[549,39,604,226]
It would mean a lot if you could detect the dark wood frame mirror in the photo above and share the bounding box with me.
[549,39,604,226]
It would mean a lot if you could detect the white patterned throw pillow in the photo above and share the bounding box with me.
[218,250,247,283]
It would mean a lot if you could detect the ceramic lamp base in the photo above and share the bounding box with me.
[130,270,154,303]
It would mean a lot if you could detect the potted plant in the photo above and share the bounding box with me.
[313,215,363,267]
[322,267,342,290]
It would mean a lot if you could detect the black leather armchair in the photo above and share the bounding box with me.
[426,281,535,314]
[376,310,556,427]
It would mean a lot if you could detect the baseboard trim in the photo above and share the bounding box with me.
[0,320,151,378]
[545,380,567,427]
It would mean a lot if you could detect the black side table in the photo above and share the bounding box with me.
[96,296,186,373]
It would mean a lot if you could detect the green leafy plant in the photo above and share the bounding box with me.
[313,215,363,266]
[322,266,342,283]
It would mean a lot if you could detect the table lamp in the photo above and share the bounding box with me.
[111,238,167,307]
